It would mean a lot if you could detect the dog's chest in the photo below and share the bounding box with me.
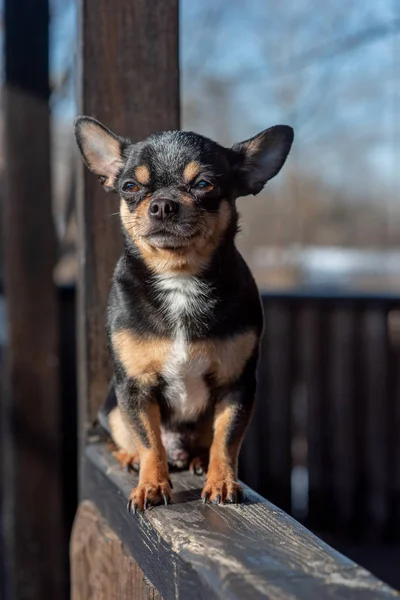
[155,275,214,421]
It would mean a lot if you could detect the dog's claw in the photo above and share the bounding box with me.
[162,492,169,506]
[128,499,139,514]
[202,493,209,504]
[215,494,221,505]
[144,498,149,510]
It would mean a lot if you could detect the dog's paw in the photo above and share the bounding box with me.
[127,479,172,513]
[201,478,244,505]
[112,449,140,473]
[189,454,208,476]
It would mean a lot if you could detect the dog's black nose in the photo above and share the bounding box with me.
[149,198,179,220]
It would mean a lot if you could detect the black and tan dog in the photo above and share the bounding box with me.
[74,117,293,512]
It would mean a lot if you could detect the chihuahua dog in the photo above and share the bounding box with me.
[74,117,293,512]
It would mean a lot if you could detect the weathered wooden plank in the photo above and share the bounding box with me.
[2,0,65,597]
[78,442,399,600]
[77,0,180,437]
[71,501,162,600]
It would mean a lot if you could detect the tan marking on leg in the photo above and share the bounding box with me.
[128,403,171,512]
[183,161,201,183]
[134,165,150,185]
[112,330,172,386]
[202,399,250,504]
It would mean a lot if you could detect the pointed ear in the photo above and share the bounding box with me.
[232,125,294,196]
[74,116,128,191]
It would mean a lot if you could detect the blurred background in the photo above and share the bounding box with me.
[50,0,400,292]
[1,0,400,597]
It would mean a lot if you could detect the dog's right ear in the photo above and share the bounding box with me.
[74,116,128,191]
[231,125,294,197]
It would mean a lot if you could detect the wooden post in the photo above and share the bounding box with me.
[73,0,179,592]
[77,0,180,442]
[2,0,65,597]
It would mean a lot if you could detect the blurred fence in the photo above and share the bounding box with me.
[241,290,400,544]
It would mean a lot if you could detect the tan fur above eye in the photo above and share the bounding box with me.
[183,161,201,183]
[134,165,150,185]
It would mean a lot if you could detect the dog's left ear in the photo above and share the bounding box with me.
[74,116,128,191]
[232,125,294,196]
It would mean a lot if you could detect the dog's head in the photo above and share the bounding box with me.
[75,117,293,274]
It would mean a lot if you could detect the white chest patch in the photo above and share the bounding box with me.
[154,274,215,422]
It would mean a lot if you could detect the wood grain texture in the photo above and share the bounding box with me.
[2,0,65,596]
[80,442,399,600]
[77,0,179,436]
[71,501,162,600]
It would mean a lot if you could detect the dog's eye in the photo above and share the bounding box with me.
[194,180,214,191]
[122,181,139,193]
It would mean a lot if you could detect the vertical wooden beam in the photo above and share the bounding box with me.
[2,0,64,598]
[77,0,179,440]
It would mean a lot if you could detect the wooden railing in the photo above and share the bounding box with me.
[70,441,399,600]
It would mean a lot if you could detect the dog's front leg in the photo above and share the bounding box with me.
[118,390,171,513]
[202,378,256,505]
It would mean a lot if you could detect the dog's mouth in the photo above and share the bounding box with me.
[145,224,200,249]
